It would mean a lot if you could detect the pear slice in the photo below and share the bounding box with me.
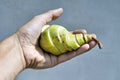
[49,25,68,55]
[58,26,73,52]
[40,27,60,55]
[75,34,85,46]
[66,33,80,50]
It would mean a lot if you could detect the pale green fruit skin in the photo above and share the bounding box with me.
[40,24,92,56]
[40,26,60,55]
[58,27,73,52]
[83,34,91,43]
[75,34,92,46]
[48,25,68,55]
[67,33,80,50]
[75,34,85,46]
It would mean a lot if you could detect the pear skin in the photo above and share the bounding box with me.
[40,27,60,55]
[40,25,103,56]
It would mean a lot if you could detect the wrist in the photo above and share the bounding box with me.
[0,34,26,80]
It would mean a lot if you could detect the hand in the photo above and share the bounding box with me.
[16,8,97,69]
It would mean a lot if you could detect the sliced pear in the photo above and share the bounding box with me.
[40,28,60,55]
[66,33,80,50]
[40,25,103,56]
[49,25,68,55]
[75,34,85,46]
[58,27,73,52]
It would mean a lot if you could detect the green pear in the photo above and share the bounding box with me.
[40,25,103,56]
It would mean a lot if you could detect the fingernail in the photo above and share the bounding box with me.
[53,8,63,12]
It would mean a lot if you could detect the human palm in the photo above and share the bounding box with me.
[16,8,96,69]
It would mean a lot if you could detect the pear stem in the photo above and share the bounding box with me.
[92,36,103,49]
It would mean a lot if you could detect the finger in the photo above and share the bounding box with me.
[88,41,97,50]
[37,8,63,25]
[19,8,63,38]
[21,8,63,29]
[58,44,90,63]
[71,29,87,34]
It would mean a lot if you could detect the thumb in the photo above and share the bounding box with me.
[18,8,63,38]
[38,8,63,25]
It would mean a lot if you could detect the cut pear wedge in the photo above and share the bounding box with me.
[49,25,67,55]
[66,33,80,50]
[40,27,60,55]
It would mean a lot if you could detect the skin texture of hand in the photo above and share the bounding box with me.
[0,8,97,79]
[16,8,96,69]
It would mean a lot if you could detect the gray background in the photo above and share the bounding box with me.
[0,0,120,80]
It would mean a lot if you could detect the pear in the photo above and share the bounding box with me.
[40,25,103,56]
